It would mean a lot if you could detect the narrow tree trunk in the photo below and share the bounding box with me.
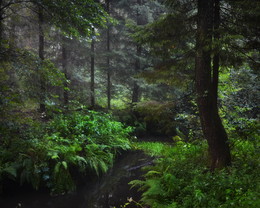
[132,45,141,103]
[106,0,111,109]
[0,0,4,66]
[38,6,46,113]
[196,0,231,170]
[0,0,3,46]
[90,35,95,107]
[62,37,69,107]
[132,0,142,103]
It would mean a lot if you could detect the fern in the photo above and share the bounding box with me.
[0,110,133,194]
[51,161,75,194]
[74,156,88,172]
[1,163,17,178]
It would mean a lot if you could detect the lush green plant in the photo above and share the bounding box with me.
[112,108,147,136]
[0,111,132,194]
[134,101,176,136]
[116,197,144,208]
[130,139,260,208]
[219,67,259,142]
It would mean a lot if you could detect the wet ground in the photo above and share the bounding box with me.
[0,150,153,208]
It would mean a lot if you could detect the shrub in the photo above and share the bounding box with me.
[0,111,133,194]
[134,101,176,136]
[130,139,260,208]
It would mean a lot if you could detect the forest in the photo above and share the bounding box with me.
[0,0,259,207]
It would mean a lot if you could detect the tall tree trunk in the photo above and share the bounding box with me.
[38,6,46,113]
[195,0,231,170]
[0,0,4,50]
[90,34,95,107]
[212,0,231,169]
[132,0,142,103]
[106,0,111,109]
[62,37,69,107]
[132,45,141,103]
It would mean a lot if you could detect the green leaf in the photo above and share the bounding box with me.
[3,166,17,178]
[62,161,68,170]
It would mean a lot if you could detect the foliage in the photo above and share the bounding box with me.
[0,0,108,38]
[134,101,176,136]
[0,0,259,204]
[0,111,132,194]
[38,0,109,37]
[0,46,66,119]
[130,9,195,88]
[130,139,260,208]
[219,66,259,142]
[117,197,145,208]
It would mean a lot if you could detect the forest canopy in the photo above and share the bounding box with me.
[0,0,259,207]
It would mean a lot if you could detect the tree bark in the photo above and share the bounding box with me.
[0,0,3,44]
[196,0,231,170]
[106,0,111,109]
[90,34,95,107]
[38,6,46,113]
[62,37,69,107]
[132,0,142,103]
[132,45,141,103]
[0,0,5,55]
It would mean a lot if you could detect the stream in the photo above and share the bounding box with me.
[0,150,153,208]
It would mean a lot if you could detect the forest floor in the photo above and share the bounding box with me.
[0,135,167,208]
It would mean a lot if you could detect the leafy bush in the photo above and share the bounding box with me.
[112,108,147,136]
[134,101,176,136]
[130,139,260,208]
[219,67,259,142]
[0,111,132,194]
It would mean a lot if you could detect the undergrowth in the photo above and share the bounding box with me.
[129,138,260,208]
[0,111,132,194]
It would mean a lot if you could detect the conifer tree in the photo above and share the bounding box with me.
[62,37,69,107]
[196,0,231,169]
[90,31,95,107]
[132,0,259,169]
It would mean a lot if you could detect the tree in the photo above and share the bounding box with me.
[62,37,69,107]
[195,0,231,169]
[0,0,3,42]
[38,5,46,112]
[106,0,111,109]
[132,0,142,103]
[0,0,108,111]
[102,0,166,104]
[90,31,95,107]
[131,0,260,169]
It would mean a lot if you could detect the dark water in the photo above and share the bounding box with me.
[0,151,153,208]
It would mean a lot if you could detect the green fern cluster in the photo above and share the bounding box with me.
[0,111,132,194]
[131,139,260,208]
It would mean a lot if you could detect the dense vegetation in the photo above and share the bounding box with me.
[129,138,259,207]
[0,110,132,194]
[0,0,259,207]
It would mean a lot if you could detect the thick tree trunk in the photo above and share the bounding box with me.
[90,35,95,107]
[106,0,111,109]
[62,38,69,107]
[38,6,46,113]
[196,0,231,170]
[212,0,231,169]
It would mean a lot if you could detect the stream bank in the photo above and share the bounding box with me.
[0,150,153,208]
